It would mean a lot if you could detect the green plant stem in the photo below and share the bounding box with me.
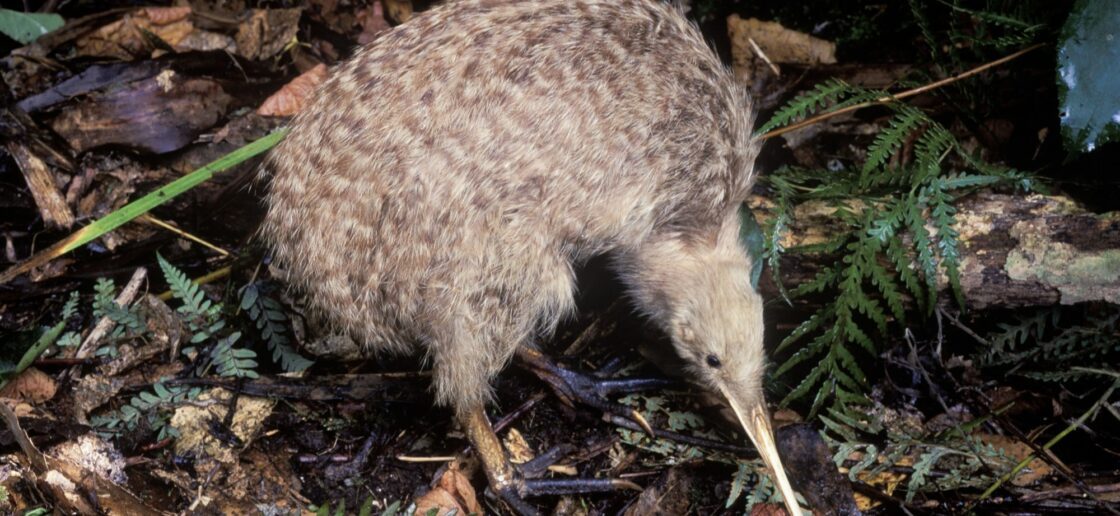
[975,379,1120,503]
[0,128,289,284]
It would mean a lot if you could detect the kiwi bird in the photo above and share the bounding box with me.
[260,0,801,513]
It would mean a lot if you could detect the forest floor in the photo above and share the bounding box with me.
[0,0,1117,515]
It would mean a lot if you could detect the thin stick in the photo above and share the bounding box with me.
[72,267,147,363]
[974,380,1120,510]
[747,36,781,77]
[759,43,1045,141]
[140,214,230,257]
[397,455,457,463]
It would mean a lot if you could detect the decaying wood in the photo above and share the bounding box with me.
[4,141,74,228]
[750,191,1120,309]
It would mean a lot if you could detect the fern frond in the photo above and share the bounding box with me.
[775,306,835,354]
[927,180,964,307]
[774,325,835,375]
[885,235,927,314]
[904,195,940,308]
[211,332,259,379]
[907,448,950,502]
[241,283,313,372]
[862,107,927,180]
[780,356,831,407]
[914,122,954,180]
[757,79,854,134]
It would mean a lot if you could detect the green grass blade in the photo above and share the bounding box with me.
[0,128,289,284]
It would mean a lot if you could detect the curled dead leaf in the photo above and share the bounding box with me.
[76,7,195,60]
[0,367,58,404]
[727,14,836,86]
[236,8,302,60]
[503,427,534,464]
[413,465,482,516]
[258,64,329,117]
[382,0,413,24]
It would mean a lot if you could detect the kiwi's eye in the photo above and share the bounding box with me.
[706,354,722,368]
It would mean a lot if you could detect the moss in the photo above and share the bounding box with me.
[1005,219,1120,304]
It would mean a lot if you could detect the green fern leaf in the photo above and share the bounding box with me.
[862,107,927,179]
[757,79,854,134]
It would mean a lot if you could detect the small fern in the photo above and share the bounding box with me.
[240,282,313,372]
[93,381,198,441]
[90,278,147,358]
[210,332,259,379]
[157,253,224,344]
[981,307,1119,380]
[157,254,260,380]
[862,106,927,180]
[821,404,1012,503]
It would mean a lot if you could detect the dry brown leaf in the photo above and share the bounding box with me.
[977,434,1053,487]
[236,8,302,60]
[76,7,195,60]
[503,427,534,464]
[49,71,232,154]
[749,503,790,516]
[0,368,57,404]
[258,64,329,117]
[175,30,236,53]
[382,0,413,23]
[413,465,482,516]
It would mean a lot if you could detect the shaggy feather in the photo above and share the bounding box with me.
[260,0,762,415]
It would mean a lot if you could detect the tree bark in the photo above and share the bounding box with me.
[748,192,1120,309]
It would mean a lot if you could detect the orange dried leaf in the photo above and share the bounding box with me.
[413,465,482,516]
[0,367,58,403]
[258,64,329,117]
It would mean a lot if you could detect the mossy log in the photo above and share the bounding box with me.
[748,192,1120,309]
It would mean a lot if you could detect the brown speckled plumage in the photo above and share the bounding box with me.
[261,0,761,417]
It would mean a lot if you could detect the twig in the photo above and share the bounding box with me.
[1019,481,1120,503]
[937,308,990,346]
[747,36,781,77]
[759,43,1045,140]
[398,455,458,463]
[70,267,147,368]
[974,380,1120,513]
[140,214,230,257]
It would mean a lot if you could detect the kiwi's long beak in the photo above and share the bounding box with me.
[719,386,802,516]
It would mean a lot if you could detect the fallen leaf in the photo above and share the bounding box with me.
[236,8,302,60]
[750,503,789,516]
[977,434,1053,487]
[382,0,413,24]
[503,427,534,464]
[258,64,329,116]
[76,7,195,60]
[623,465,693,516]
[727,15,836,85]
[0,367,57,403]
[413,465,482,516]
[728,15,837,66]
